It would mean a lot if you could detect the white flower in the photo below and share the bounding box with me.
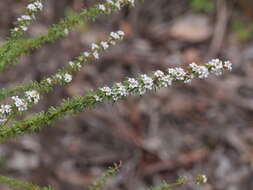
[91,43,99,51]
[27,4,37,11]
[46,78,52,84]
[0,105,12,114]
[114,1,121,9]
[98,4,106,11]
[94,95,102,102]
[12,96,28,111]
[69,61,75,67]
[76,62,82,69]
[34,1,43,10]
[64,28,69,35]
[202,175,207,183]
[83,52,90,57]
[183,74,194,83]
[63,74,72,83]
[25,90,40,103]
[224,60,232,71]
[117,30,125,37]
[196,174,208,184]
[112,83,129,100]
[160,75,172,87]
[127,0,135,5]
[18,15,32,21]
[93,51,99,59]
[140,74,153,90]
[128,78,139,89]
[21,25,28,31]
[110,32,120,40]
[56,74,63,80]
[168,67,186,81]
[154,70,164,78]
[106,0,114,5]
[100,41,109,50]
[189,62,209,79]
[100,86,112,96]
[206,59,223,75]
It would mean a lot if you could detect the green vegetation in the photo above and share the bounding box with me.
[190,0,214,13]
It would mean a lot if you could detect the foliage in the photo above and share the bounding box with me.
[0,175,53,190]
[190,0,214,13]
[231,18,253,42]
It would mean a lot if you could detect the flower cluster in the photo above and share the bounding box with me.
[93,59,232,103]
[0,90,40,123]
[43,30,124,87]
[206,59,232,75]
[0,30,125,124]
[98,0,135,12]
[12,0,43,36]
[0,105,12,122]
[195,174,208,184]
[25,90,40,104]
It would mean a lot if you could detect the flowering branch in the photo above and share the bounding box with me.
[0,175,53,190]
[0,0,135,72]
[148,174,207,190]
[0,30,125,124]
[11,0,44,39]
[0,59,232,141]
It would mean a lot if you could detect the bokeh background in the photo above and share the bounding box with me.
[1,0,253,189]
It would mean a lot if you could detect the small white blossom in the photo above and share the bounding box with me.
[196,174,208,184]
[56,74,63,80]
[117,30,125,37]
[168,67,186,81]
[100,86,112,96]
[20,25,28,31]
[93,51,99,59]
[128,78,139,89]
[0,104,12,122]
[64,28,69,35]
[46,78,52,84]
[160,75,172,87]
[140,74,153,90]
[127,0,135,5]
[224,60,232,71]
[98,4,106,11]
[189,62,209,79]
[0,105,12,114]
[112,83,129,101]
[106,0,114,5]
[94,95,102,102]
[63,74,72,83]
[100,41,109,50]
[110,32,120,40]
[76,62,82,69]
[12,96,28,111]
[154,70,165,78]
[206,59,223,75]
[34,1,43,10]
[27,4,37,11]
[114,1,121,9]
[91,43,100,51]
[69,61,75,67]
[25,90,40,103]
[83,51,90,57]
[18,15,32,21]
[183,74,194,83]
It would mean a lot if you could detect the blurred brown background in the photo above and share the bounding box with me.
[1,0,253,189]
